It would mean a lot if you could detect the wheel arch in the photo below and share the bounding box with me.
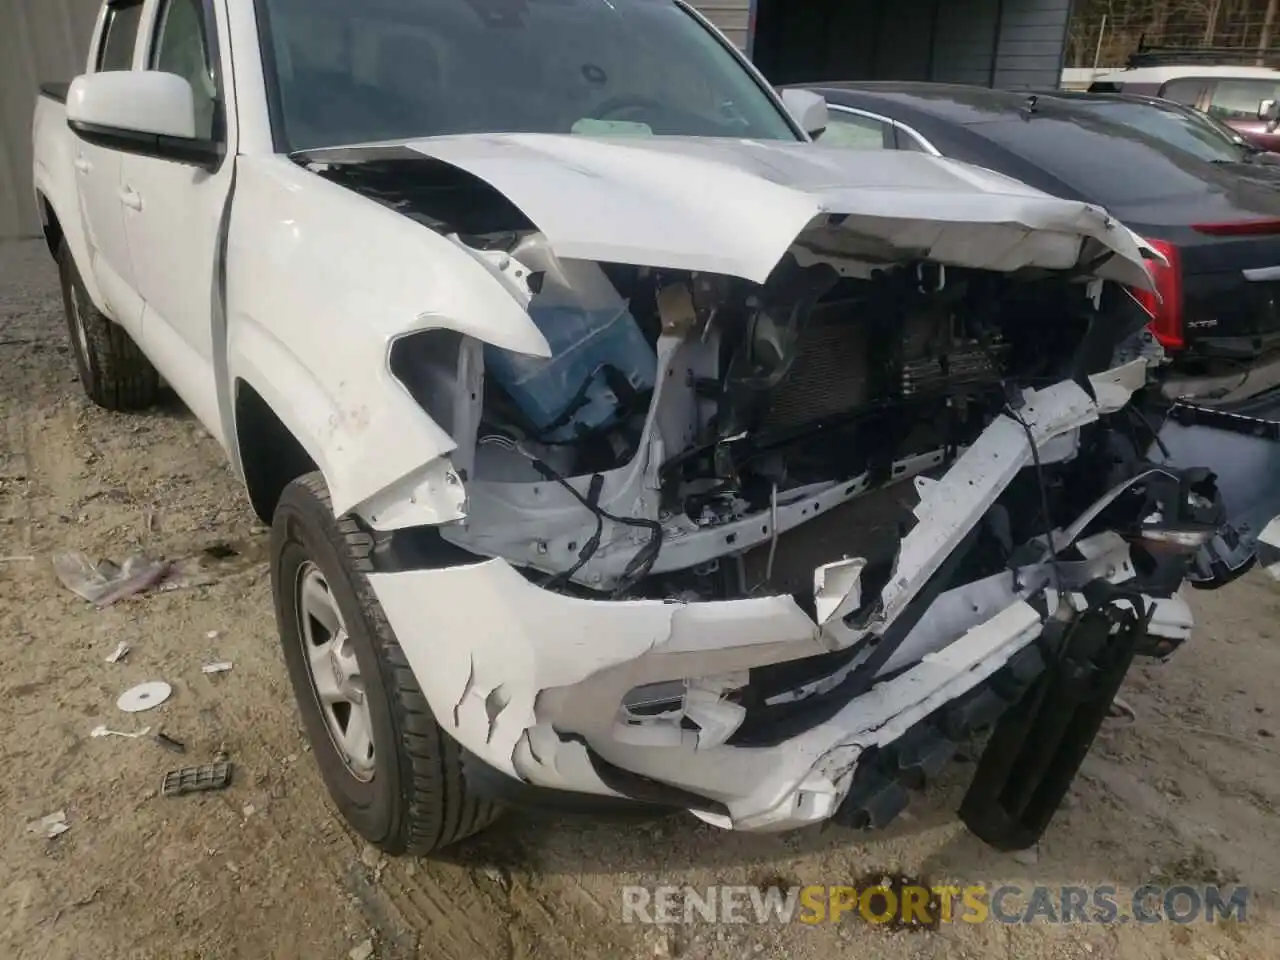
[37,192,63,260]
[234,378,319,524]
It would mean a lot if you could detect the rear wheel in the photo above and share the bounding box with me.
[55,240,159,410]
[271,472,501,854]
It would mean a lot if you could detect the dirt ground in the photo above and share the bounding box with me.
[4,237,1280,960]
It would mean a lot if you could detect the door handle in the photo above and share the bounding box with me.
[74,156,91,174]
[119,186,143,212]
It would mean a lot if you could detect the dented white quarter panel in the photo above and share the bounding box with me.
[225,156,551,518]
[401,134,1159,290]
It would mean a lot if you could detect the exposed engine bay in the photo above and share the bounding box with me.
[382,217,1162,607]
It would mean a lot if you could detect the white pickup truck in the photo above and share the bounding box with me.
[32,0,1280,856]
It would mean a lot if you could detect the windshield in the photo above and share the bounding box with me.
[256,0,798,151]
[1064,101,1247,163]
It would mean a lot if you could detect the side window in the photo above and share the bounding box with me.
[150,0,219,140]
[817,113,891,150]
[97,0,145,71]
[893,126,932,153]
[1159,78,1208,108]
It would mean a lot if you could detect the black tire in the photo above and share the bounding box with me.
[271,472,501,855]
[56,239,159,410]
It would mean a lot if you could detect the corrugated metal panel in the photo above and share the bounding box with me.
[0,0,100,238]
[874,0,935,80]
[992,0,1073,89]
[691,0,752,50]
[932,0,1002,85]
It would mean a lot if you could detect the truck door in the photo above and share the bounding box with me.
[119,0,234,441]
[74,0,147,337]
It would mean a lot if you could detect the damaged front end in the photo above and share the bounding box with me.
[302,137,1266,847]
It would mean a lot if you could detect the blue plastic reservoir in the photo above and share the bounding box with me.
[485,261,656,442]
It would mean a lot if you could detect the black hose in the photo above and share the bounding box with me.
[527,457,664,597]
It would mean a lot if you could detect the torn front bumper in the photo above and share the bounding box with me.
[368,536,1186,833]
[364,363,1200,833]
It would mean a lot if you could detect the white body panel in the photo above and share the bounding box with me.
[394,134,1159,291]
[225,155,550,518]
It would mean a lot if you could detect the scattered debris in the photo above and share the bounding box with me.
[206,630,221,640]
[157,557,222,592]
[1012,847,1040,867]
[349,939,374,960]
[0,555,35,563]
[1107,697,1137,726]
[162,761,234,797]
[242,803,256,819]
[105,641,130,664]
[155,731,186,754]
[158,540,265,593]
[28,810,70,839]
[201,661,233,675]
[53,551,171,607]
[117,681,172,713]
[91,725,152,740]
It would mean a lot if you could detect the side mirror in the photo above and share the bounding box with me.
[781,88,830,139]
[1258,98,1280,122]
[67,71,221,169]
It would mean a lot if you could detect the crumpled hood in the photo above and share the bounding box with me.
[356,133,1158,289]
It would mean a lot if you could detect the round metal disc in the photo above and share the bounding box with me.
[117,681,172,714]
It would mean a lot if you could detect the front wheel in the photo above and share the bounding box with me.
[270,472,501,854]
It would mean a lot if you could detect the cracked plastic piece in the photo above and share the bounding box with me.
[162,762,233,797]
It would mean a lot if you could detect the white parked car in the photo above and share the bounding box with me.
[31,0,1280,855]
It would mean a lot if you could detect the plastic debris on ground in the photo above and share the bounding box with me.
[159,542,264,593]
[201,662,233,675]
[105,641,130,664]
[349,939,375,960]
[53,551,171,607]
[117,681,172,713]
[155,731,186,754]
[1107,696,1137,726]
[28,811,70,839]
[91,725,152,740]
[162,761,234,797]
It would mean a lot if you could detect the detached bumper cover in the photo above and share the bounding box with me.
[366,363,1185,832]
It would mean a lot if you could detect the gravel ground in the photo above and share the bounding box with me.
[3,237,1280,960]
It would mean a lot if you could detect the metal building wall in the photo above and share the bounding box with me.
[0,0,100,239]
[992,0,1075,88]
[753,0,1071,90]
[691,0,753,50]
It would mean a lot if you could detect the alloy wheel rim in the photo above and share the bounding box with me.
[295,562,375,781]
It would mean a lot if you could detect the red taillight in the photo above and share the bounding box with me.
[1191,218,1280,237]
[1129,239,1184,351]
